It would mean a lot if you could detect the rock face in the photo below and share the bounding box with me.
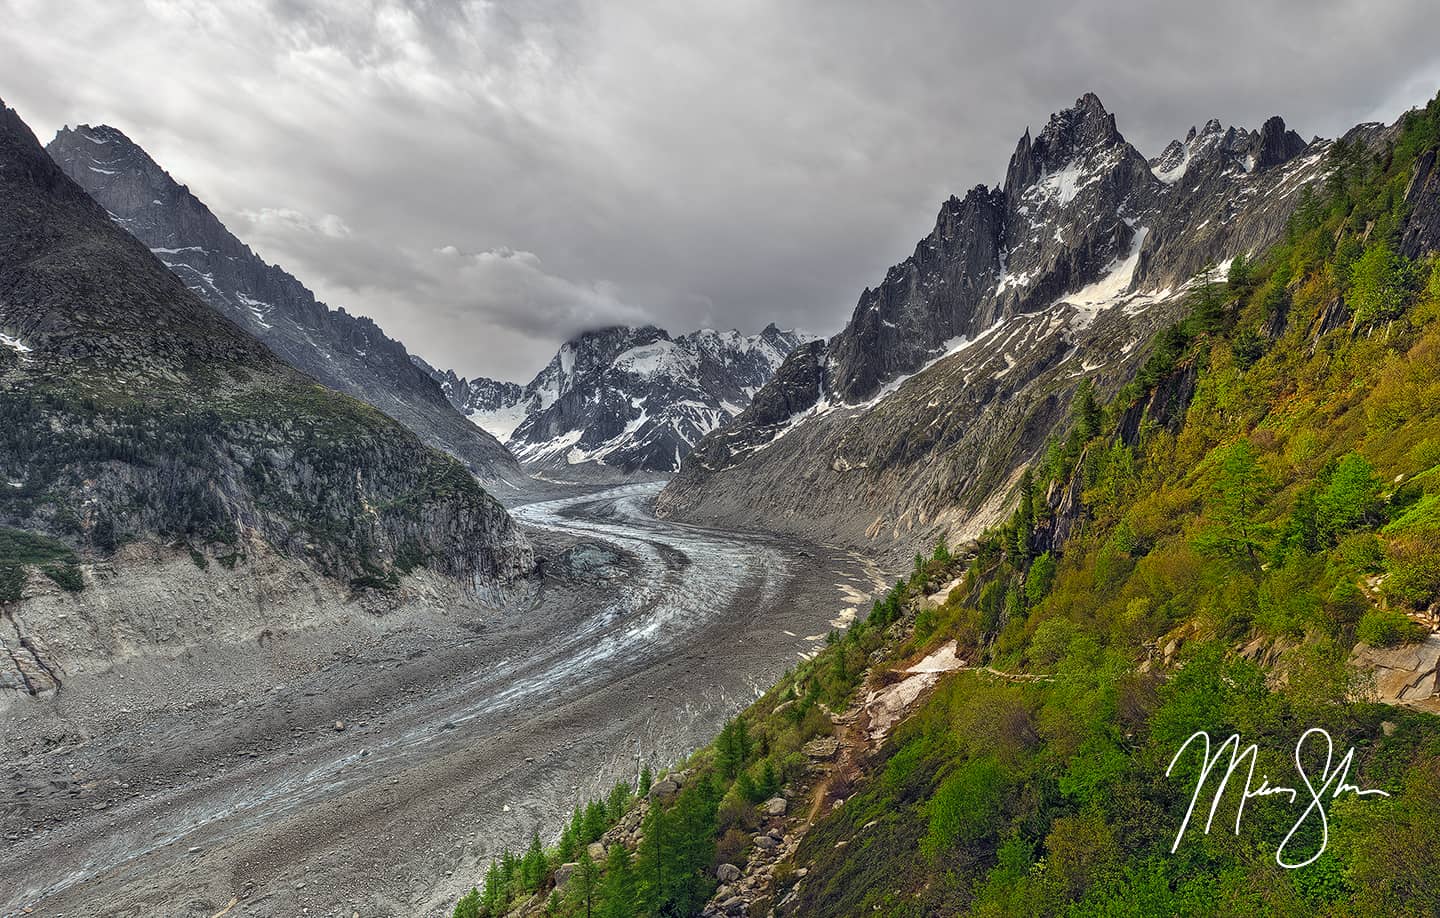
[658,93,1339,556]
[45,125,527,491]
[1350,635,1440,712]
[421,324,812,474]
[0,98,533,592]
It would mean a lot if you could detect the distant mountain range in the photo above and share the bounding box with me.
[419,323,812,475]
[46,125,526,490]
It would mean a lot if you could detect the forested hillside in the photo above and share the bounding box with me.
[448,96,1440,918]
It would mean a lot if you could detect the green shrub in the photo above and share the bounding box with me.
[1355,608,1426,647]
[1382,534,1440,608]
[43,563,84,592]
[0,564,22,602]
[921,756,1007,858]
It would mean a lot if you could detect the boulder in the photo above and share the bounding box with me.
[586,841,606,861]
[1350,634,1440,711]
[649,778,681,802]
[716,863,742,883]
[752,834,779,850]
[802,736,839,759]
[553,862,578,888]
[763,796,788,817]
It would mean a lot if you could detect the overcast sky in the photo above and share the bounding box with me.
[2,1,1437,380]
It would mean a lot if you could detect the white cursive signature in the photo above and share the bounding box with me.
[1166,727,1390,868]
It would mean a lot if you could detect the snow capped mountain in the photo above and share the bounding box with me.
[44,124,526,489]
[421,324,812,474]
[659,93,1359,554]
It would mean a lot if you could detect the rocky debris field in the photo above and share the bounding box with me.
[0,483,880,917]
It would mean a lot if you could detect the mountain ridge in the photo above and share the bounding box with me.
[658,92,1350,557]
[45,124,528,490]
[0,97,533,594]
[421,322,813,474]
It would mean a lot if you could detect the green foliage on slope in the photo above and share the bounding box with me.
[777,96,1440,917]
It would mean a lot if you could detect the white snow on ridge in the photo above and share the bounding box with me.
[1060,226,1149,321]
[469,403,530,442]
[1,331,34,355]
[1152,147,1192,184]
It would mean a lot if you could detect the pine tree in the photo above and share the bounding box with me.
[932,534,951,563]
[500,850,518,896]
[453,887,481,918]
[570,850,599,918]
[638,765,653,797]
[606,780,632,821]
[558,820,578,862]
[759,759,780,799]
[521,829,547,893]
[583,800,608,843]
[1201,439,1269,568]
[635,802,667,911]
[600,843,637,918]
[480,860,504,916]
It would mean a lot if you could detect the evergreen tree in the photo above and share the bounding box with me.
[600,843,637,918]
[635,802,667,911]
[638,765,653,797]
[715,718,751,779]
[570,851,599,918]
[1349,241,1412,324]
[1190,277,1229,333]
[521,829,547,893]
[758,759,780,799]
[606,780,632,821]
[499,850,519,896]
[481,860,504,916]
[453,887,481,918]
[582,800,608,843]
[1073,379,1102,438]
[558,820,578,862]
[1200,439,1269,568]
[932,534,950,563]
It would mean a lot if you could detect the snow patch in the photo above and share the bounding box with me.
[1059,225,1148,321]
[0,331,34,355]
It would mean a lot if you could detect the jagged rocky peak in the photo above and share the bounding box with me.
[1004,92,1130,197]
[660,92,1343,557]
[1252,114,1308,171]
[1149,114,1308,184]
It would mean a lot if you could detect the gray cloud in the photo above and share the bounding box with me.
[2,0,1437,379]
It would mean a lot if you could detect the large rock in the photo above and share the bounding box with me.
[763,796,788,817]
[553,862,579,888]
[716,863,742,883]
[1350,634,1440,711]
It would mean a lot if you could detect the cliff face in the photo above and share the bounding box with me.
[0,99,534,598]
[658,94,1342,556]
[45,124,527,491]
